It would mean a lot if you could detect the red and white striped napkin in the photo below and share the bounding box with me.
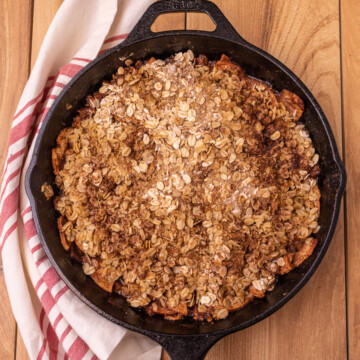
[0,1,163,359]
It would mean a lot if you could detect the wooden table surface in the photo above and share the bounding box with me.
[0,0,358,359]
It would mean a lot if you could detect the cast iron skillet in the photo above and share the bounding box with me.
[25,1,346,359]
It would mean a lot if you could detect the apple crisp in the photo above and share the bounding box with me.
[52,51,320,321]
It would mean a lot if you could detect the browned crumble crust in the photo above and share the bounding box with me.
[53,51,321,321]
[41,183,54,200]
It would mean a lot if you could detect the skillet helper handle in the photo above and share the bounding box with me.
[123,0,245,45]
[152,333,223,360]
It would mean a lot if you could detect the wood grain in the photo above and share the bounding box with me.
[15,330,30,360]
[342,0,360,358]
[0,0,32,359]
[0,259,16,360]
[0,0,33,177]
[186,12,215,31]
[188,1,346,359]
[30,0,64,69]
[1,1,350,360]
[151,13,186,32]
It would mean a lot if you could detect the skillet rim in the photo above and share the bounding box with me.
[25,31,346,339]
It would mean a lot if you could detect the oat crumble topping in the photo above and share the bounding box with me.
[52,51,320,321]
[41,183,54,200]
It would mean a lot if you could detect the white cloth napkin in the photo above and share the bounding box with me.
[0,1,163,359]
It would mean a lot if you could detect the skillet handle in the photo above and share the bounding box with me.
[123,0,245,45]
[149,333,224,360]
